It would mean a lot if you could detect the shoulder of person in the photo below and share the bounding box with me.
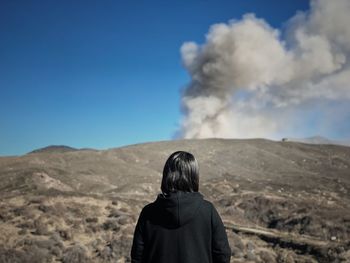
[202,198,213,206]
[200,198,217,212]
[138,200,158,218]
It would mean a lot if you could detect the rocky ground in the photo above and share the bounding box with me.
[0,138,349,263]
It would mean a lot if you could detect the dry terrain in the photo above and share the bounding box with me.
[0,138,349,263]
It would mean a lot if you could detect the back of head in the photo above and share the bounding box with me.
[161,151,199,194]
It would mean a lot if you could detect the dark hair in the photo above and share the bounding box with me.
[161,151,199,194]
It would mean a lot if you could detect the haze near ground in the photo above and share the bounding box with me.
[0,139,349,262]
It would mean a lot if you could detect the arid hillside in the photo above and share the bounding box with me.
[0,139,349,263]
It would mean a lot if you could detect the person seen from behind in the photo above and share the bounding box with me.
[131,151,231,263]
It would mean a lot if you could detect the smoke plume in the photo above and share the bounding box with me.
[179,0,350,139]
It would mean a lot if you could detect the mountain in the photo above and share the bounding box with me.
[0,139,349,262]
[28,145,79,154]
[282,135,350,146]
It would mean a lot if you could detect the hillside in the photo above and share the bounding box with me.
[281,136,350,147]
[28,145,79,154]
[0,139,349,262]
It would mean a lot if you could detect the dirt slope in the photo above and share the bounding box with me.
[0,138,349,262]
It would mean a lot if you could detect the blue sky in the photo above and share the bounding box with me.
[0,0,310,156]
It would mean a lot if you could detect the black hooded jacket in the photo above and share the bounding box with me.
[131,191,231,263]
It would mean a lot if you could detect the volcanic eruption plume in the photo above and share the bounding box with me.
[178,0,350,139]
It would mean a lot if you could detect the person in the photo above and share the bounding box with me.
[131,151,231,263]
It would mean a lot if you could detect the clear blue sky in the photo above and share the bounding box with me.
[0,0,309,156]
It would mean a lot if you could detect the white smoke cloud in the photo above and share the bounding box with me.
[178,0,350,139]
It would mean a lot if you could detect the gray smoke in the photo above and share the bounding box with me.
[179,0,350,139]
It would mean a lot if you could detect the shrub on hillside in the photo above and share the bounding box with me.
[33,218,49,235]
[62,245,90,263]
[0,246,27,263]
[103,219,120,232]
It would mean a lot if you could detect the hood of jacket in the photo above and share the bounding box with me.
[154,191,203,228]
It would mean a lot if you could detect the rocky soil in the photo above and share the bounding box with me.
[0,138,349,262]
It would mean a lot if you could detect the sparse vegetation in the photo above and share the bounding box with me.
[0,139,349,262]
[62,245,90,263]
